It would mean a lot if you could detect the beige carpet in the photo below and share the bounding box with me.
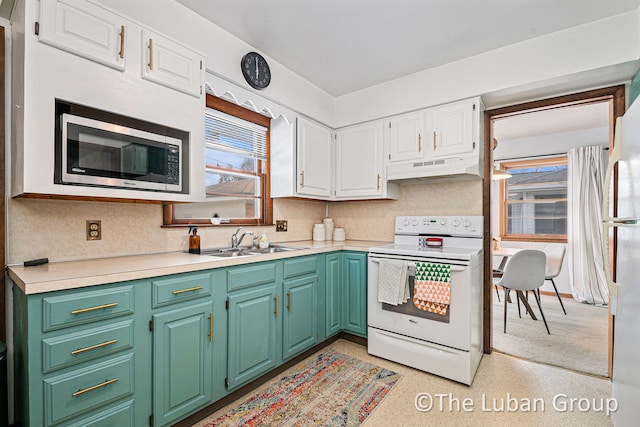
[492,290,609,377]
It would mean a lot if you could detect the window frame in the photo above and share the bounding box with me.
[163,95,273,227]
[498,156,568,243]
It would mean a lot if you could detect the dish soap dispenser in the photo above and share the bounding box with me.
[188,226,201,254]
[259,231,270,249]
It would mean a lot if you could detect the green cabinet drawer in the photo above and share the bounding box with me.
[151,271,213,308]
[64,399,134,427]
[283,256,317,279]
[44,353,134,425]
[42,285,134,332]
[42,320,134,373]
[227,262,276,292]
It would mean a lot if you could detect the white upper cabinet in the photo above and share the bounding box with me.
[296,117,333,198]
[335,121,397,199]
[141,29,204,98]
[429,98,477,158]
[387,111,425,163]
[39,0,127,71]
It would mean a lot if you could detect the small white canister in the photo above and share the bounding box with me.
[333,227,345,241]
[313,224,326,241]
[323,218,334,241]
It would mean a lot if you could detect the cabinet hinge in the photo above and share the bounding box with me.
[200,86,203,95]
[473,103,476,111]
[225,299,229,310]
[200,60,203,70]
[225,377,229,389]
[34,22,40,35]
[149,414,154,427]
[149,319,153,332]
[473,142,476,149]
[388,154,391,160]
[388,122,391,128]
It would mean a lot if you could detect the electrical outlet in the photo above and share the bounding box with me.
[275,220,288,232]
[86,220,101,240]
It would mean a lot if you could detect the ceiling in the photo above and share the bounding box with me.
[177,0,640,96]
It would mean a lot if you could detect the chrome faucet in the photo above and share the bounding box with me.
[231,227,253,249]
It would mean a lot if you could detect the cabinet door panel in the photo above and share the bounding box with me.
[142,29,204,97]
[431,100,475,157]
[343,253,367,336]
[388,112,424,162]
[283,276,318,360]
[227,285,278,389]
[325,254,342,337]
[153,301,213,426]
[335,122,384,198]
[39,0,126,70]
[297,118,332,197]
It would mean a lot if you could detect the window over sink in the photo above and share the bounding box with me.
[163,95,273,226]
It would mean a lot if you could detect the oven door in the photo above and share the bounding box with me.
[367,253,474,351]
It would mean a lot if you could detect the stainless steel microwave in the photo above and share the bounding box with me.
[55,101,188,193]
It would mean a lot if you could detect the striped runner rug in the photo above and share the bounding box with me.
[200,349,402,427]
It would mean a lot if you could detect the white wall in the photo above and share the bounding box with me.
[490,126,609,295]
[334,11,640,127]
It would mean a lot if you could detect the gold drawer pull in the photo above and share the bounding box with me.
[275,294,279,317]
[172,286,204,295]
[118,25,125,59]
[71,339,118,355]
[72,378,119,397]
[71,303,118,315]
[148,38,153,69]
[208,313,213,342]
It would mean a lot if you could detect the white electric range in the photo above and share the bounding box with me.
[367,215,483,385]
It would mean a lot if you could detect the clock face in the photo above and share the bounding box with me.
[241,52,271,89]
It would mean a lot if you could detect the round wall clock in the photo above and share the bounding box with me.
[241,52,271,89]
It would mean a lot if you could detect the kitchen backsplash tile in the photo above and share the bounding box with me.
[7,197,325,264]
[7,180,481,263]
[328,180,483,242]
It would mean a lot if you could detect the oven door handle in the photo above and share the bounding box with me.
[369,258,467,272]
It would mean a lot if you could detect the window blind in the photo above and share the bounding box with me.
[205,109,267,160]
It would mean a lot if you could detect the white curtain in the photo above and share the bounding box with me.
[567,146,609,305]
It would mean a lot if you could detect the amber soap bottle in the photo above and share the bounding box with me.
[188,226,201,254]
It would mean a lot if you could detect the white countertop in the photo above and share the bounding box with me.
[8,240,386,295]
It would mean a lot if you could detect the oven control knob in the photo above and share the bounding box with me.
[452,219,460,227]
[403,219,410,226]
[463,219,471,227]
[412,219,419,226]
[440,219,446,225]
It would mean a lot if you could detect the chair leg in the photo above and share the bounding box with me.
[516,292,522,318]
[503,288,509,333]
[550,278,567,315]
[495,284,501,302]
[533,289,551,335]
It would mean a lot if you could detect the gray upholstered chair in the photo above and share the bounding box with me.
[542,243,567,315]
[498,249,549,334]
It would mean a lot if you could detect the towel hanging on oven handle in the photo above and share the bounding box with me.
[369,258,467,272]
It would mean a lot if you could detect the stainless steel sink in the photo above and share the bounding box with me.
[245,246,300,254]
[199,245,304,258]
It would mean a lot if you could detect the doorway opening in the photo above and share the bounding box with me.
[482,85,625,378]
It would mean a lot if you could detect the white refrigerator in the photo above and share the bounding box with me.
[603,95,640,426]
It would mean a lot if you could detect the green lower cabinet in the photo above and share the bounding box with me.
[227,284,279,390]
[325,253,343,337]
[342,252,368,337]
[282,274,318,360]
[153,301,213,426]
